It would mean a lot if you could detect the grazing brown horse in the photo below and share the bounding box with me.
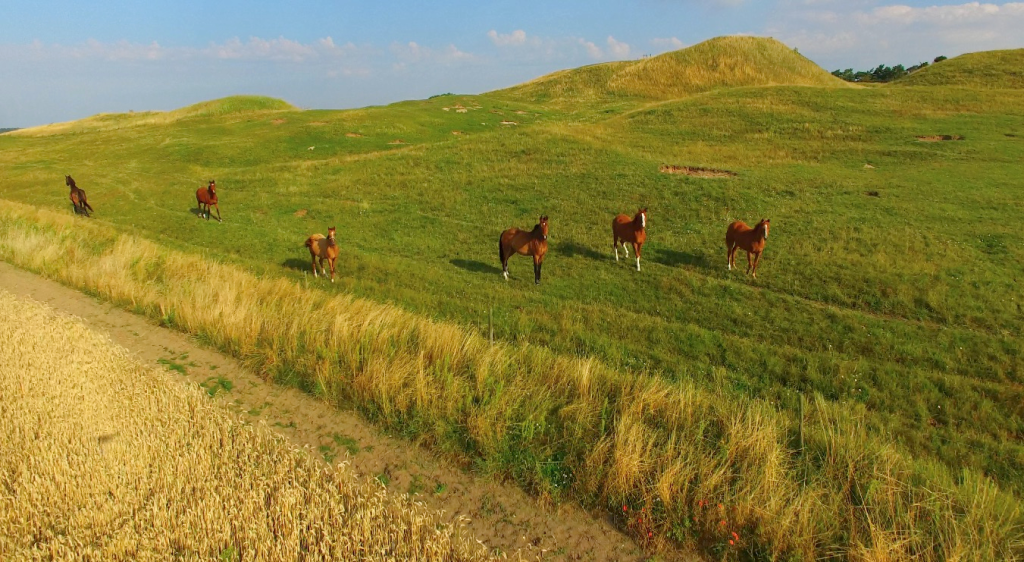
[499,215,549,284]
[65,175,94,217]
[304,226,340,282]
[612,208,647,271]
[726,218,770,278]
[195,180,221,222]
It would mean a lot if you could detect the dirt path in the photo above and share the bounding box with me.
[0,260,663,562]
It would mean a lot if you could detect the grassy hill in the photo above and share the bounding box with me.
[9,95,294,137]
[894,48,1024,88]
[1,40,1023,560]
[496,36,847,103]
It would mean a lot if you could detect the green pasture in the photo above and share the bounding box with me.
[1,57,1023,501]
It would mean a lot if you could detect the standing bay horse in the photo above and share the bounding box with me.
[305,226,340,282]
[726,218,770,278]
[612,208,647,271]
[196,180,221,222]
[499,215,548,284]
[65,175,94,217]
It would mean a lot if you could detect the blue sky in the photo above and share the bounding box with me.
[2,1,1022,126]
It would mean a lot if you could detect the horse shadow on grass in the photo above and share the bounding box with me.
[556,240,606,261]
[282,258,311,272]
[450,259,502,275]
[653,249,711,269]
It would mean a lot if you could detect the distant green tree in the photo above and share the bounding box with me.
[934,55,948,63]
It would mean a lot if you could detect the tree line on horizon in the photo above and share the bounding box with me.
[832,55,947,83]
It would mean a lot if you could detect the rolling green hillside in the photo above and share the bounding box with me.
[1,41,1023,560]
[496,36,847,103]
[895,48,1024,88]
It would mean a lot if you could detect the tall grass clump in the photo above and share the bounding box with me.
[0,289,489,561]
[0,199,1020,560]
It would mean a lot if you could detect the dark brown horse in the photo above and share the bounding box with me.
[726,218,770,278]
[65,175,94,217]
[499,215,549,284]
[304,226,340,282]
[612,208,647,271]
[195,180,221,222]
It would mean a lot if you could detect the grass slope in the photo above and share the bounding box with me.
[497,36,847,103]
[8,95,295,137]
[1,41,1023,558]
[895,48,1024,89]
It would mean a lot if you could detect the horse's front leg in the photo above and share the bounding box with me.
[634,242,641,271]
[613,236,619,261]
[751,251,762,278]
[213,203,222,222]
[533,255,542,285]
[329,258,336,283]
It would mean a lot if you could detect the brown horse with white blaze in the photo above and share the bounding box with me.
[726,218,770,278]
[305,226,340,282]
[65,175,94,217]
[196,180,221,222]
[499,215,549,284]
[612,208,647,271]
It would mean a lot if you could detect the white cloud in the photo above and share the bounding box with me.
[769,1,1024,68]
[651,37,686,52]
[577,38,603,59]
[606,36,632,58]
[390,41,475,66]
[487,29,531,47]
[0,36,366,63]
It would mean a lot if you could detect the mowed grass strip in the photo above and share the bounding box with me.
[0,201,1019,560]
[0,288,489,561]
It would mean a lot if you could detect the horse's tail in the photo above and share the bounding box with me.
[497,235,505,264]
[304,237,314,250]
[82,198,94,212]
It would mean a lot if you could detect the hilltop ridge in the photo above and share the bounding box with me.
[8,95,295,137]
[494,36,846,103]
[892,48,1024,89]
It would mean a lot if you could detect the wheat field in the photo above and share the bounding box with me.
[0,288,490,561]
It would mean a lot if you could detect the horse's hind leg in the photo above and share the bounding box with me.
[745,251,753,275]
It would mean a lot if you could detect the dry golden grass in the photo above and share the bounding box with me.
[0,288,489,561]
[0,199,1021,560]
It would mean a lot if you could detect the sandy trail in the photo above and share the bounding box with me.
[0,260,656,562]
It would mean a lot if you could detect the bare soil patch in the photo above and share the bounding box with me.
[308,121,328,126]
[452,131,464,136]
[0,260,651,562]
[501,121,519,126]
[660,165,737,178]
[294,209,308,218]
[271,119,286,125]
[388,139,407,145]
[345,132,363,138]
[916,135,963,142]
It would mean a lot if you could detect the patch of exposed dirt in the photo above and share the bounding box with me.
[345,132,363,138]
[452,131,464,136]
[500,121,518,126]
[863,163,875,169]
[308,121,328,126]
[916,135,963,142]
[293,209,308,218]
[271,119,287,125]
[0,260,658,562]
[387,139,407,145]
[660,165,737,178]
[865,191,880,198]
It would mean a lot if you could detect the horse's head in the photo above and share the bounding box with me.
[538,215,549,241]
[208,180,216,194]
[327,226,337,240]
[759,218,770,239]
[65,175,73,187]
[637,208,647,229]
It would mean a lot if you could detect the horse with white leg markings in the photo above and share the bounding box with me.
[725,218,770,278]
[304,226,340,282]
[612,208,647,272]
[498,216,549,284]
